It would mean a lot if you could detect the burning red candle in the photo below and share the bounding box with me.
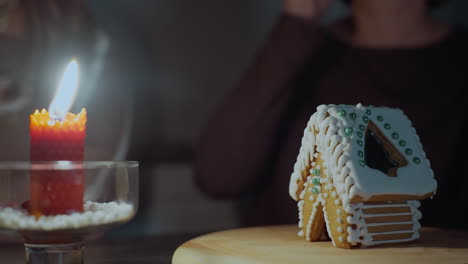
[29,60,87,217]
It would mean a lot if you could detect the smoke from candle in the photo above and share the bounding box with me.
[49,59,80,120]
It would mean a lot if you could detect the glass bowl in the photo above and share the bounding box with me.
[0,161,138,263]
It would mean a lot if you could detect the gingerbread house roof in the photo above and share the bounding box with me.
[290,104,437,204]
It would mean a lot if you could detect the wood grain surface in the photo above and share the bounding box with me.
[172,225,468,264]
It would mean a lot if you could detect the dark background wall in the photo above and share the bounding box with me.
[88,0,279,162]
[87,0,468,163]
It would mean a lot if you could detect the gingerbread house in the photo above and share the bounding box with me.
[289,104,437,248]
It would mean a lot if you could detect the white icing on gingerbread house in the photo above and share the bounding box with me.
[289,104,437,248]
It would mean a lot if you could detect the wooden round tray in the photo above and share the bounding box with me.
[172,225,468,264]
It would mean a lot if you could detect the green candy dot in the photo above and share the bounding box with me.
[365,109,372,115]
[377,115,383,122]
[350,113,357,120]
[344,127,353,136]
[399,140,406,147]
[358,150,364,157]
[405,148,413,155]
[392,132,399,140]
[359,125,365,131]
[312,177,320,186]
[338,110,346,118]
[384,123,391,130]
[357,131,363,138]
[312,169,320,176]
[362,116,369,123]
[359,160,366,167]
[311,187,320,194]
[357,140,363,146]
[413,157,421,164]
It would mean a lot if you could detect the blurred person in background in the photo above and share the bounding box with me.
[0,0,132,162]
[195,0,468,229]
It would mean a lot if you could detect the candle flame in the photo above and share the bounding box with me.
[48,59,80,120]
